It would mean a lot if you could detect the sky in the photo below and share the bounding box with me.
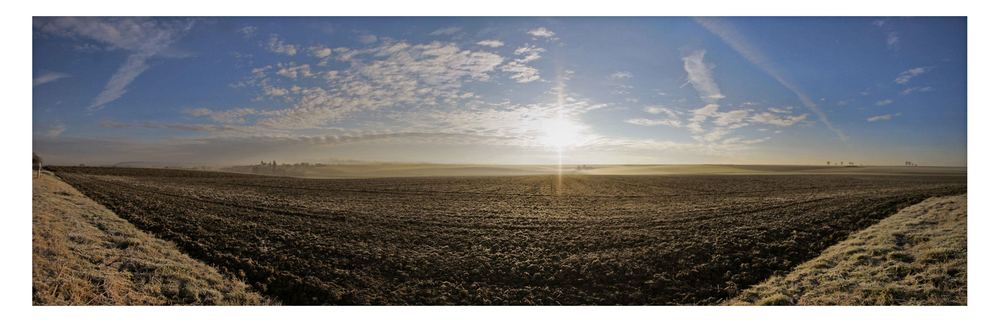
[32,17,967,166]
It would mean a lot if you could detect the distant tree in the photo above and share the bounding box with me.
[826,161,830,165]
[33,153,42,178]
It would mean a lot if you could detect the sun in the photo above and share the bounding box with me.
[541,118,583,151]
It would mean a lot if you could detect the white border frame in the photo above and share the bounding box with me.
[6,1,994,321]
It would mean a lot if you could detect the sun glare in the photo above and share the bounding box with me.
[541,118,582,151]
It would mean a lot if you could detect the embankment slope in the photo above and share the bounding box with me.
[728,194,967,305]
[33,172,270,305]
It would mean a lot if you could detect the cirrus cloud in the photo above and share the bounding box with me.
[682,50,725,103]
[35,17,195,111]
[895,67,930,84]
[33,72,70,86]
[867,113,901,122]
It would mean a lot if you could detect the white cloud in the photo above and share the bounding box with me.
[643,106,681,118]
[627,106,684,128]
[900,86,933,95]
[886,32,900,49]
[501,61,541,83]
[249,40,506,129]
[238,25,256,39]
[429,26,461,36]
[687,103,719,133]
[513,45,545,62]
[699,127,731,142]
[895,67,930,84]
[768,106,793,114]
[359,34,378,44]
[527,27,556,39]
[267,34,298,56]
[90,54,151,109]
[33,72,70,86]
[35,17,194,111]
[713,109,750,127]
[626,118,683,127]
[682,50,725,103]
[750,112,808,127]
[872,19,900,50]
[35,17,190,53]
[674,103,797,145]
[610,71,633,80]
[310,46,332,58]
[46,121,66,138]
[262,85,289,97]
[184,107,259,124]
[476,40,504,48]
[875,99,894,106]
[867,113,901,122]
[276,63,313,79]
[101,119,250,133]
[501,45,546,83]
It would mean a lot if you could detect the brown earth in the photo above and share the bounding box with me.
[51,166,966,305]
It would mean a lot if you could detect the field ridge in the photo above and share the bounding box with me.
[727,194,967,305]
[32,172,271,305]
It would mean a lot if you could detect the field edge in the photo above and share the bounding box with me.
[726,193,967,305]
[32,172,274,305]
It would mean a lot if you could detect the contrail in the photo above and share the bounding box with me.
[694,17,848,142]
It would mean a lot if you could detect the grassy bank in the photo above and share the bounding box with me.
[728,194,967,305]
[32,172,271,305]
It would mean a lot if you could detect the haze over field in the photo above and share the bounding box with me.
[218,163,967,178]
[32,17,966,166]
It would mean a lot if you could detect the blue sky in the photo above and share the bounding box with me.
[32,17,966,166]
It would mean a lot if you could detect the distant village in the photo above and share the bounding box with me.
[224,161,325,175]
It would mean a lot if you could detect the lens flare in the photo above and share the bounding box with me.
[541,118,581,151]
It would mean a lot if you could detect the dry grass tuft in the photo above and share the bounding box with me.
[32,173,272,305]
[727,194,966,305]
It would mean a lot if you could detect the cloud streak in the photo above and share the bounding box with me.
[430,26,461,36]
[33,72,70,86]
[35,17,194,111]
[45,121,66,138]
[682,50,724,103]
[695,17,847,142]
[895,67,930,84]
[867,113,901,122]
